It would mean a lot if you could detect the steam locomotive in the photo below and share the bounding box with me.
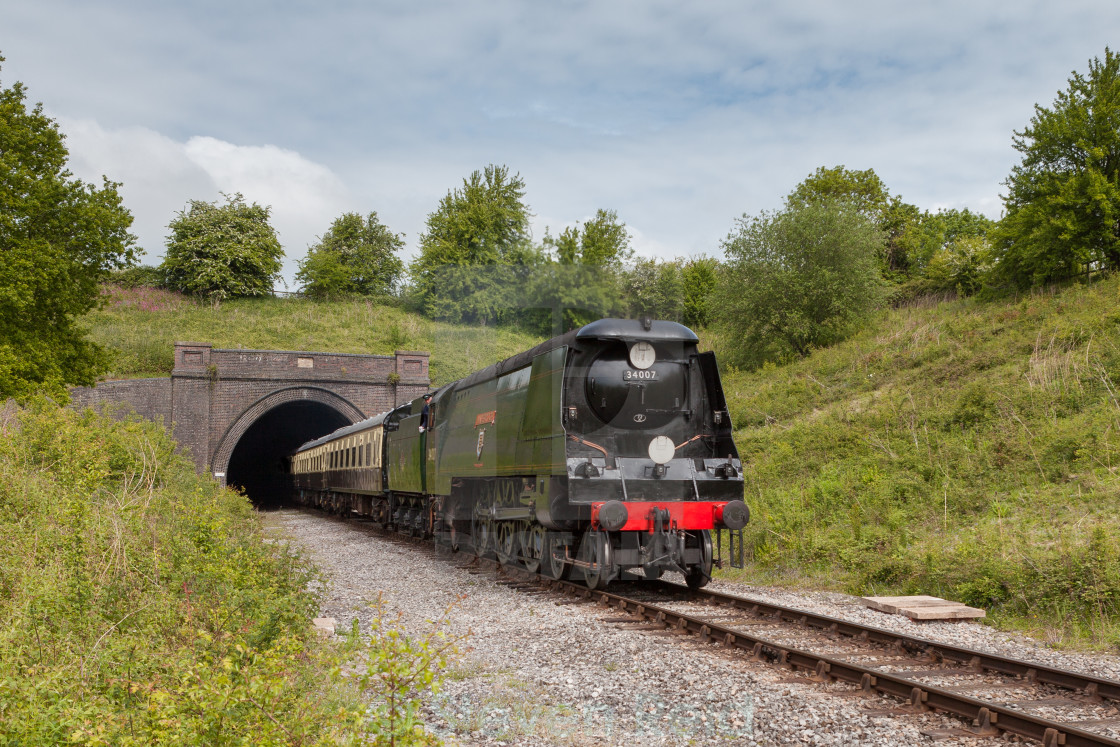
[290,318,748,589]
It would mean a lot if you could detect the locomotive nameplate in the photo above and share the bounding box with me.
[623,369,658,381]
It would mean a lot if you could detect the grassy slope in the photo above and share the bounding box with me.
[0,402,360,743]
[87,285,542,386]
[718,276,1120,645]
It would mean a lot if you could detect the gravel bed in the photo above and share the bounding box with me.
[264,509,1047,745]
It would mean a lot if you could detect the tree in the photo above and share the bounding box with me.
[924,236,995,295]
[530,208,633,332]
[161,193,283,301]
[0,55,137,399]
[887,208,997,299]
[551,208,633,271]
[621,258,685,321]
[409,165,534,323]
[788,165,921,274]
[680,256,719,329]
[296,211,404,298]
[713,200,887,368]
[787,165,890,219]
[993,48,1120,287]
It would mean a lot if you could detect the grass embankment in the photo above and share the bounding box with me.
[87,286,542,386]
[719,277,1120,646]
[0,402,453,745]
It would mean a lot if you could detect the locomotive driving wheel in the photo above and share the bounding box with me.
[542,534,567,580]
[471,512,491,557]
[495,522,515,565]
[521,524,544,574]
[582,530,614,591]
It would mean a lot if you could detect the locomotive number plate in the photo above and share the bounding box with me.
[624,369,658,381]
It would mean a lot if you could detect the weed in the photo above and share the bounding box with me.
[0,401,453,744]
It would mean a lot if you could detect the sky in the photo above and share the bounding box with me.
[2,1,1118,288]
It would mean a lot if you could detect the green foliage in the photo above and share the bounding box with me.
[923,236,995,295]
[680,256,719,329]
[528,209,633,333]
[718,274,1120,646]
[297,212,405,299]
[0,401,349,744]
[787,165,890,218]
[409,165,535,323]
[786,165,918,274]
[0,56,138,399]
[713,200,888,368]
[108,264,166,289]
[786,167,997,287]
[993,47,1120,287]
[344,596,466,745]
[161,193,283,301]
[0,401,461,744]
[620,258,685,321]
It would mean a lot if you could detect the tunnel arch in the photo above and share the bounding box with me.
[212,387,365,507]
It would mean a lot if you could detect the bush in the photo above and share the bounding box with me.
[296,212,405,299]
[108,264,167,289]
[0,401,454,745]
[713,200,887,368]
[161,193,283,301]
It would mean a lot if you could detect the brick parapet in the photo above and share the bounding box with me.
[68,378,172,424]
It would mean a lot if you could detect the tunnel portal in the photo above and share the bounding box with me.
[226,400,351,508]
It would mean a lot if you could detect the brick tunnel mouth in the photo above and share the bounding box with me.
[226,400,352,509]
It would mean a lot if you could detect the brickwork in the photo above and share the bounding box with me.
[68,378,172,423]
[69,343,430,481]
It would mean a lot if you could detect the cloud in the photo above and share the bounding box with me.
[181,136,352,263]
[57,118,353,283]
[13,0,1120,284]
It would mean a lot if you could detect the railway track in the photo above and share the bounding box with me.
[336,514,1120,746]
[527,573,1120,746]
